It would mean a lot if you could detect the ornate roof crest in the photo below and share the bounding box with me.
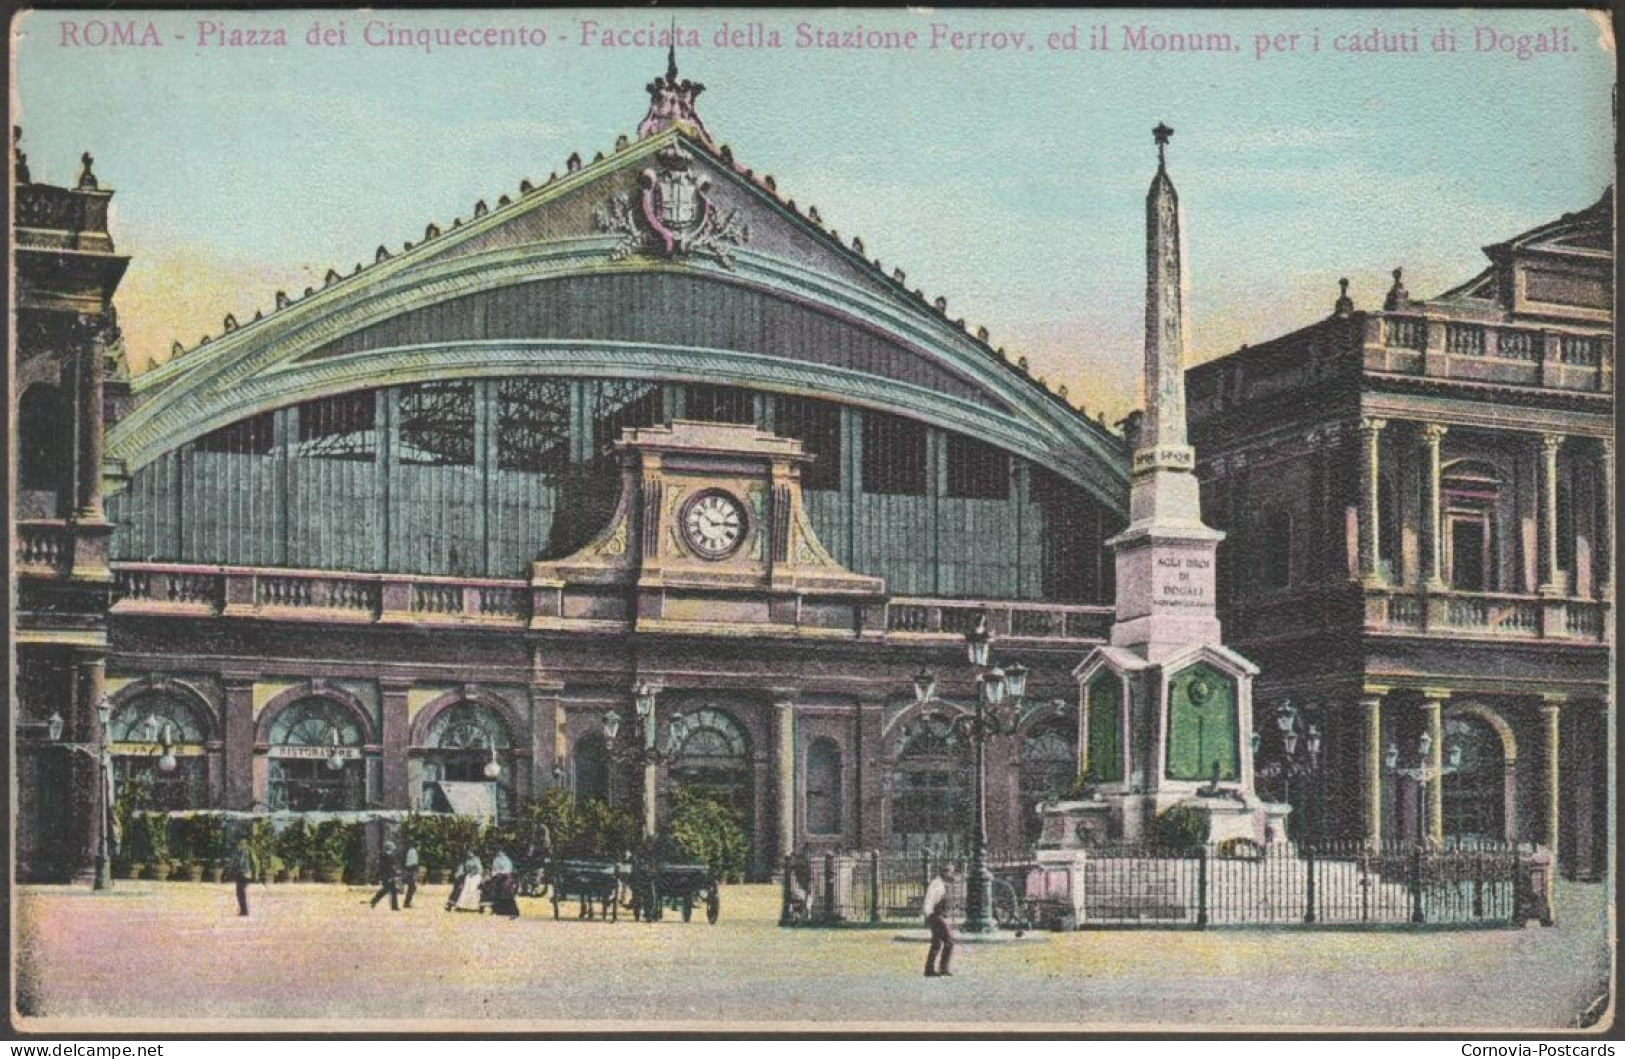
[595,142,749,268]
[637,40,711,145]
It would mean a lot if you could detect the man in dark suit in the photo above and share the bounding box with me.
[371,841,402,911]
[230,838,259,917]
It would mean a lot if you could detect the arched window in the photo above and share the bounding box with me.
[890,714,967,854]
[109,693,209,811]
[1442,715,1509,843]
[572,732,609,804]
[19,384,66,494]
[1020,719,1076,843]
[267,697,366,812]
[421,702,514,820]
[672,708,754,854]
[806,738,843,836]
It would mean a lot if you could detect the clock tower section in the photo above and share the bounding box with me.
[531,420,885,639]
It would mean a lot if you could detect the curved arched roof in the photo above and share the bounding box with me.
[109,127,1128,512]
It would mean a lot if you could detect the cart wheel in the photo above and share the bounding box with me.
[682,896,693,923]
[706,886,721,925]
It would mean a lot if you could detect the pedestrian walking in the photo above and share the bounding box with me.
[487,849,520,919]
[447,851,484,913]
[402,842,420,909]
[230,838,261,917]
[922,862,958,977]
[370,840,401,911]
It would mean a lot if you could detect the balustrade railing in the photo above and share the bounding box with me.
[1385,317,1426,351]
[1561,335,1603,367]
[1367,586,1605,642]
[1445,324,1485,356]
[1493,329,1538,362]
[885,597,1113,642]
[17,523,72,570]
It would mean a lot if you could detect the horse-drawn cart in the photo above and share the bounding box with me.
[549,859,623,921]
[629,860,720,923]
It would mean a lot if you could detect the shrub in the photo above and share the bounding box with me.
[310,820,350,872]
[1152,805,1211,850]
[400,812,445,869]
[275,818,312,875]
[131,812,170,865]
[442,815,482,866]
[576,798,638,861]
[344,823,370,883]
[521,789,583,857]
[193,814,229,866]
[111,776,153,872]
[1216,836,1265,861]
[167,816,196,865]
[246,819,277,881]
[670,787,748,882]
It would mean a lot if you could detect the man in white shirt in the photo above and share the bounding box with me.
[922,862,958,977]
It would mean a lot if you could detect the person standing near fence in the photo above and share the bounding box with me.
[401,842,419,909]
[230,838,261,917]
[922,863,958,977]
[370,841,402,911]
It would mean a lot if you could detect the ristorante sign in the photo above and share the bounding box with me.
[268,745,363,760]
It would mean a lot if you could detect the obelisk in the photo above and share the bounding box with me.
[1108,123,1225,662]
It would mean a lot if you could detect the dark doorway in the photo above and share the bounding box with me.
[1450,517,1488,592]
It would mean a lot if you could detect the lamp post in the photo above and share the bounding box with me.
[1384,732,1463,847]
[604,682,689,838]
[911,615,1028,934]
[1250,701,1322,844]
[43,696,116,890]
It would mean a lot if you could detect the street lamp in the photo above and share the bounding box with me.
[1251,700,1322,843]
[43,696,115,891]
[912,615,1027,934]
[1385,732,1463,848]
[325,728,346,772]
[604,682,688,838]
[483,739,503,781]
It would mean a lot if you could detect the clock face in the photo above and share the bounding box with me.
[681,490,748,560]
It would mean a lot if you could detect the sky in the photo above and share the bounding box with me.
[13,8,1616,423]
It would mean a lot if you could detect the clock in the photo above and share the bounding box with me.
[680,489,748,560]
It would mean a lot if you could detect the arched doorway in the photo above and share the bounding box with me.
[267,697,367,811]
[1442,712,1511,844]
[421,701,514,821]
[109,692,210,811]
[670,708,754,861]
[1019,718,1076,844]
[889,713,968,856]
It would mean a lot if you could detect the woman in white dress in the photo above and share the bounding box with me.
[447,852,484,913]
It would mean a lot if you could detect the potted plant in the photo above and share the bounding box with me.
[110,775,152,880]
[137,813,171,881]
[247,818,277,883]
[198,814,229,882]
[310,820,348,883]
[275,817,311,883]
[170,817,204,881]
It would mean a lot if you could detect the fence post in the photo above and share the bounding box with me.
[780,854,794,926]
[824,852,840,924]
[1359,846,1370,924]
[869,850,881,924]
[1304,842,1317,925]
[1196,845,1209,928]
[1409,843,1425,924]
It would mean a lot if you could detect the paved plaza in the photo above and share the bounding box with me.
[12,880,1613,1033]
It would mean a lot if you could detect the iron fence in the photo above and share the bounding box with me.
[783,840,1538,930]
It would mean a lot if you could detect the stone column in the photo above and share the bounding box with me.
[772,699,797,866]
[74,651,108,886]
[222,677,256,809]
[855,692,888,849]
[74,317,106,520]
[1538,434,1565,597]
[1419,693,1446,845]
[1420,425,1448,591]
[1360,690,1385,846]
[1357,418,1386,585]
[380,682,411,808]
[1597,440,1613,601]
[529,684,563,797]
[1541,697,1562,860]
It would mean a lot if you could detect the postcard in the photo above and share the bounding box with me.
[8,6,1615,1036]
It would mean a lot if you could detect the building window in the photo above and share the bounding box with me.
[266,697,366,812]
[774,395,841,491]
[19,384,67,491]
[573,733,609,804]
[296,391,376,461]
[861,411,927,496]
[890,715,967,853]
[945,433,1009,500]
[1441,715,1508,842]
[1020,720,1076,844]
[193,411,275,455]
[497,378,571,474]
[420,702,513,821]
[1260,509,1292,590]
[1033,467,1105,603]
[671,709,754,852]
[685,384,756,425]
[398,381,475,466]
[806,738,843,836]
[591,381,663,459]
[1443,460,1503,593]
[109,694,209,811]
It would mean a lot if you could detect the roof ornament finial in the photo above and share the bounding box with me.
[1153,122,1174,170]
[13,126,29,184]
[77,151,98,190]
[1383,267,1410,311]
[1334,277,1355,318]
[637,24,712,145]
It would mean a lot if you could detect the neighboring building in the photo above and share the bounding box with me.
[28,60,1128,881]
[13,134,130,884]
[1186,192,1614,879]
